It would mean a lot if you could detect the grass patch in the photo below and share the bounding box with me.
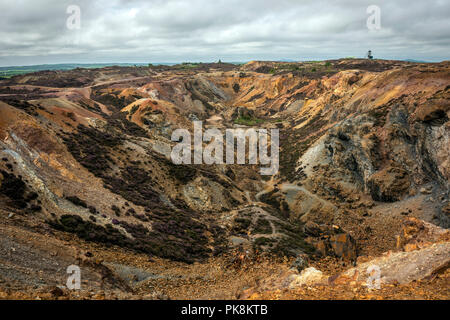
[234,115,265,126]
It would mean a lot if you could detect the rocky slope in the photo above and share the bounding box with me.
[0,59,448,299]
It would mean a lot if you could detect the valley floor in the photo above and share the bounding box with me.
[0,210,448,300]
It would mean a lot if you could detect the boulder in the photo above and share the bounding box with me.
[329,233,357,261]
[305,225,357,262]
[347,74,361,85]
[232,107,254,119]
[287,267,326,288]
[303,221,322,236]
[367,162,411,202]
[49,286,65,297]
[396,217,450,250]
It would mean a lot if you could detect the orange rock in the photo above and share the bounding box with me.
[404,243,418,252]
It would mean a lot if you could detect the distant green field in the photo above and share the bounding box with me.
[0,63,155,79]
[0,62,247,79]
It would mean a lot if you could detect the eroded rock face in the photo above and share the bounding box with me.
[442,202,450,218]
[318,104,447,205]
[284,67,449,230]
[414,99,449,123]
[334,242,450,285]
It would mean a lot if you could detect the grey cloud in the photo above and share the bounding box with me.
[0,0,448,66]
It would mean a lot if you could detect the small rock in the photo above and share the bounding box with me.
[303,221,321,236]
[291,256,308,272]
[49,286,65,297]
[420,186,432,195]
[230,236,250,247]
[404,243,418,252]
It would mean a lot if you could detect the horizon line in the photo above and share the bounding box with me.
[0,57,443,69]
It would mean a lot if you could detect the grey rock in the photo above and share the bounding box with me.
[291,256,308,272]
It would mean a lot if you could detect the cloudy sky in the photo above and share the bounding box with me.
[0,0,449,66]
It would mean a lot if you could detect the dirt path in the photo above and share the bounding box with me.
[280,183,338,210]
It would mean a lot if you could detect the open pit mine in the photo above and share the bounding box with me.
[0,59,449,299]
